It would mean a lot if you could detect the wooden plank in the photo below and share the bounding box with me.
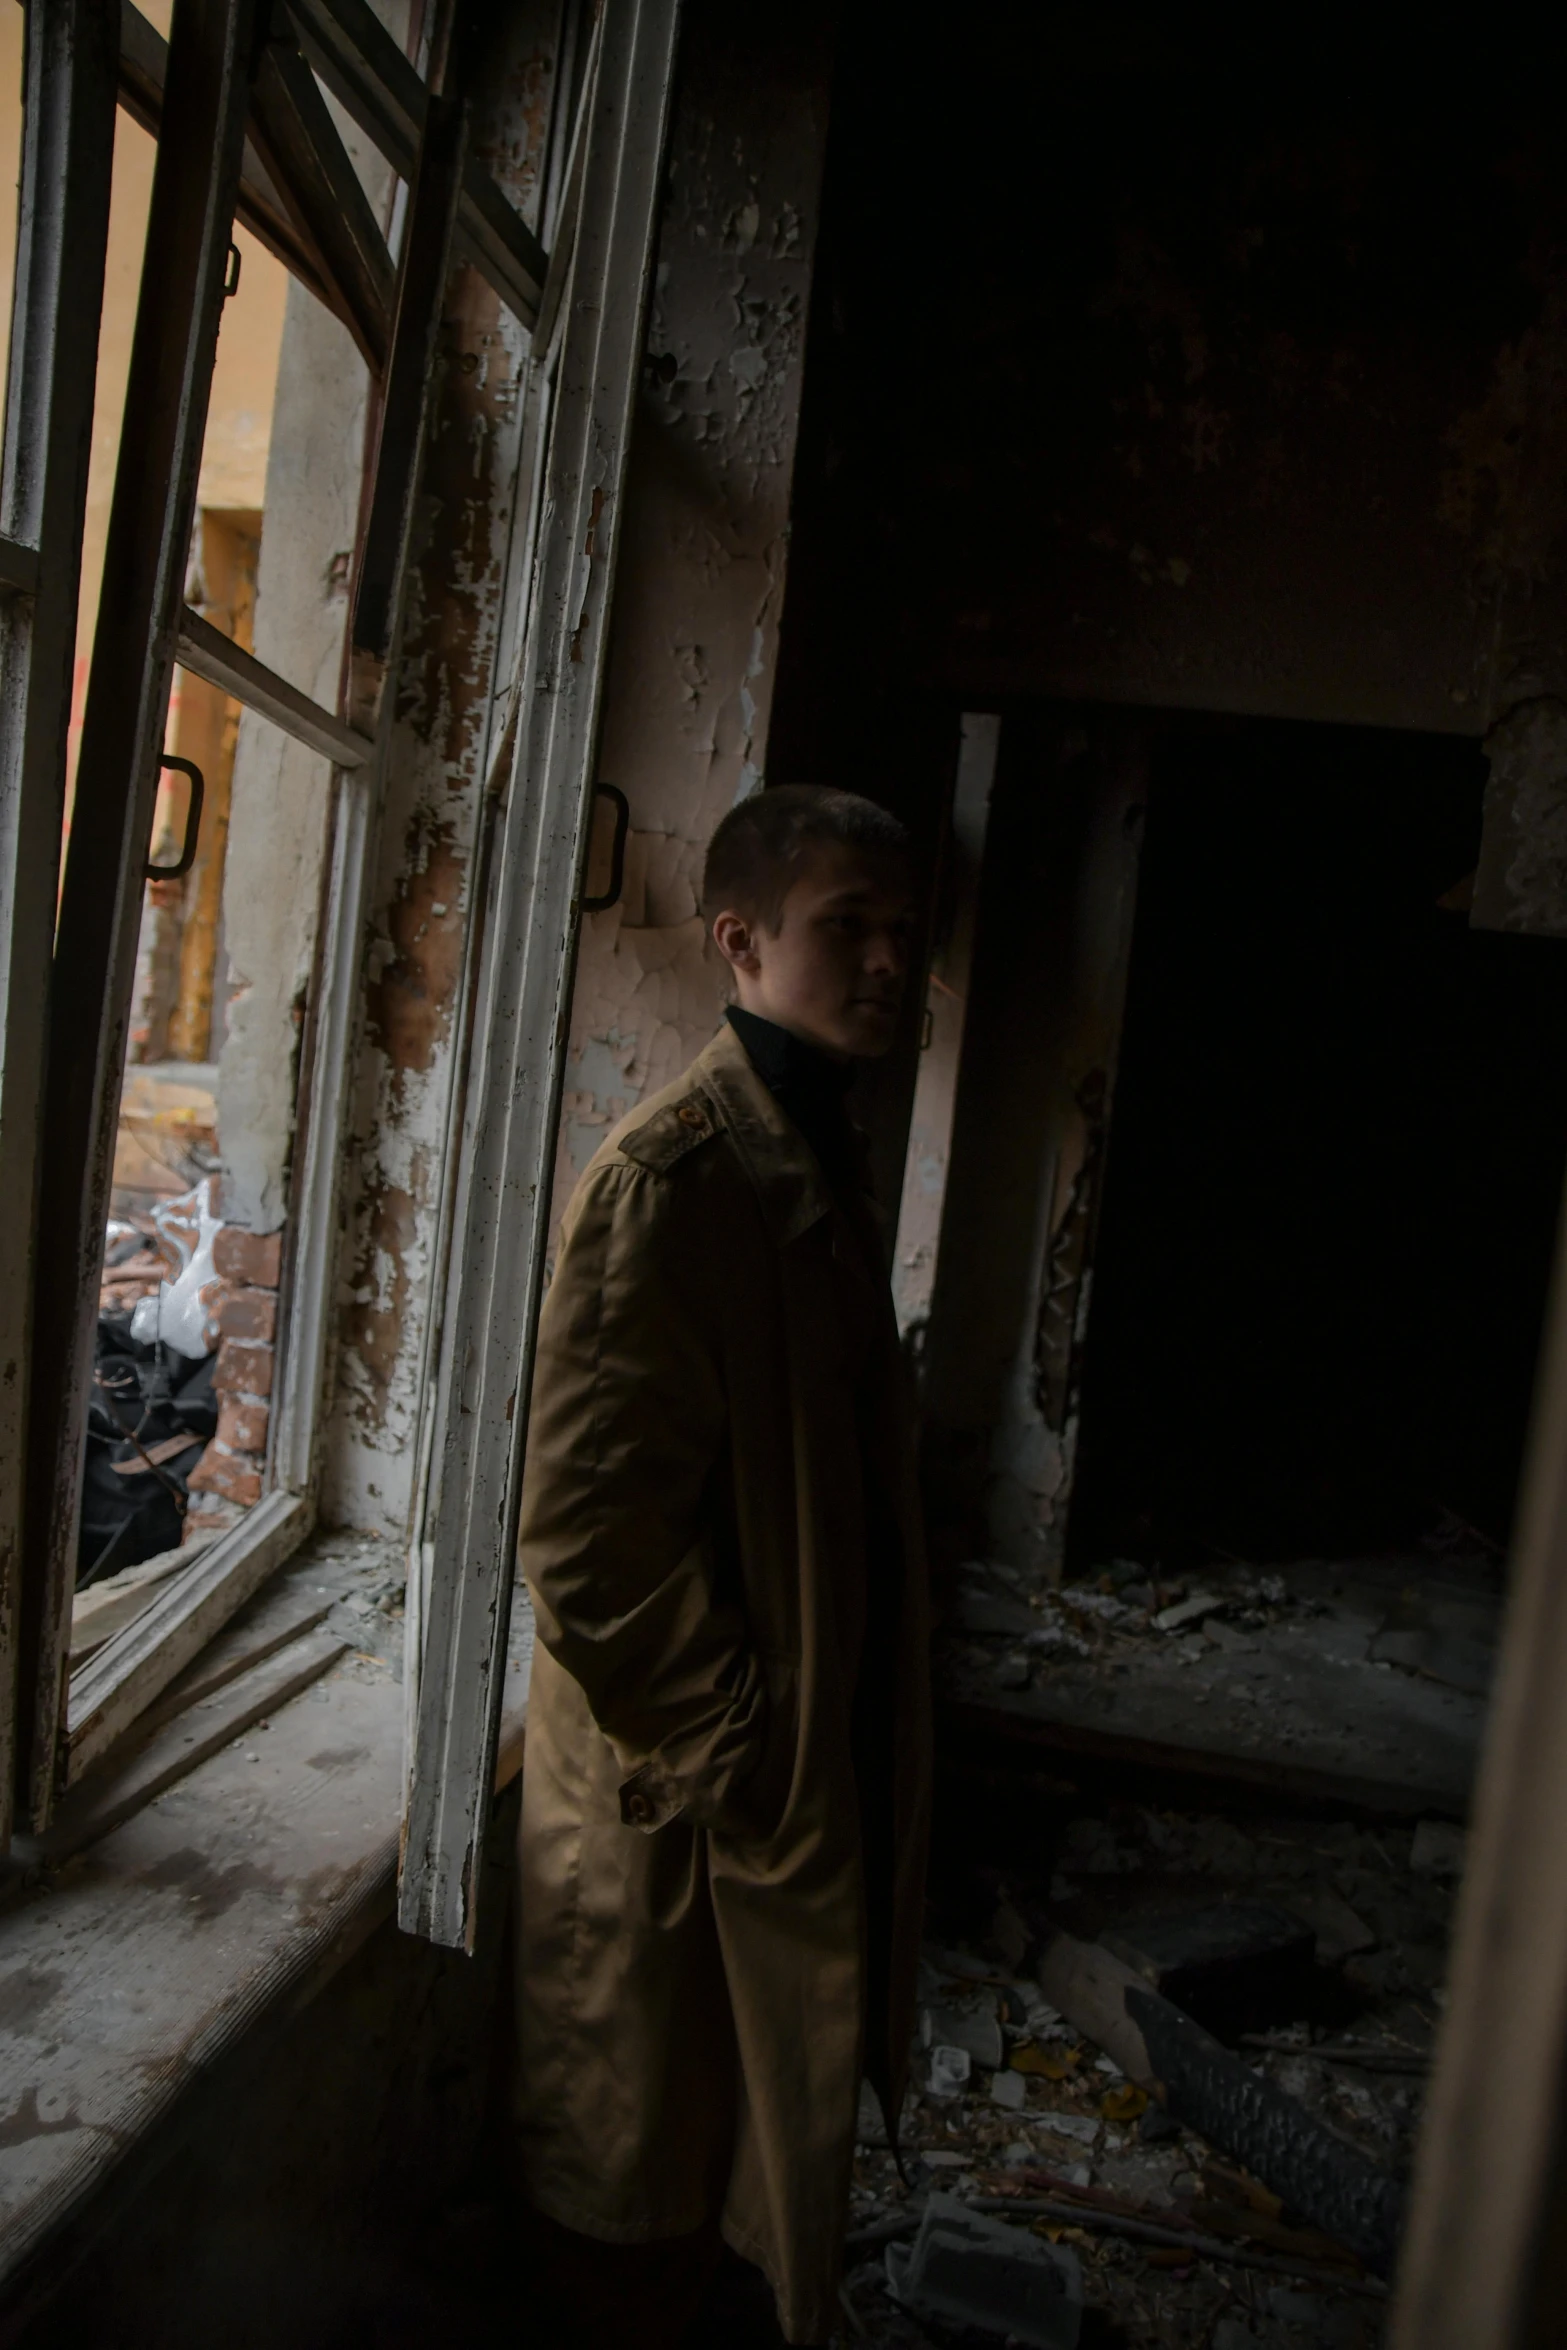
[398,0,684,1950]
[0,0,119,1848]
[1392,1210,1567,2345]
[174,604,372,767]
[39,1631,347,1863]
[65,1491,312,1786]
[135,1591,332,1734]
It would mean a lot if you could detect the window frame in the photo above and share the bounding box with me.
[397,0,685,1951]
[0,0,585,1837]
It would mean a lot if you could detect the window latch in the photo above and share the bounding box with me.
[144,755,205,882]
[582,781,629,913]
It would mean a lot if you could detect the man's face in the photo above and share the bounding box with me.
[713,841,915,1060]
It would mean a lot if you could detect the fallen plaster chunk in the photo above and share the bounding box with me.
[1154,1591,1226,1633]
[1286,1887,1378,1964]
[1410,1819,1467,1877]
[885,2192,1083,2348]
[923,2000,1006,2069]
[1034,2112,1099,2146]
[926,2045,972,2100]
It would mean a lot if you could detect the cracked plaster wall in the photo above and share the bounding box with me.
[921,718,1148,1589]
[547,0,837,1240]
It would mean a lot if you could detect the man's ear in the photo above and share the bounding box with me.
[712,909,760,974]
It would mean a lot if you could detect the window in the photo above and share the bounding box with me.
[0,0,678,1938]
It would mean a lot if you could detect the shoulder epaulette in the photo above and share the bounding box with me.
[615,1092,723,1175]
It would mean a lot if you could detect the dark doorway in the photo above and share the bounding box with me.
[1068,715,1567,1569]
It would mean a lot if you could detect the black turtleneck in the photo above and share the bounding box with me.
[725,1006,858,1197]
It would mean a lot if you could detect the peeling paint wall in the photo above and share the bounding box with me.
[892,714,1000,1341]
[321,9,562,1532]
[920,716,1148,1589]
[547,0,837,1238]
[1472,698,1567,936]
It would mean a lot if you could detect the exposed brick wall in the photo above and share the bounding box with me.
[187,1226,281,1522]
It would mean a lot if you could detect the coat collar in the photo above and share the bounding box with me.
[692,1021,835,1248]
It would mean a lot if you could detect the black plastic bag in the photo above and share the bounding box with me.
[78,1318,218,1588]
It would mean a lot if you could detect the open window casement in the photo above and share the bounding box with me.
[0,0,587,1837]
[398,0,684,1952]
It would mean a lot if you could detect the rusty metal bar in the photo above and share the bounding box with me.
[398,0,685,1951]
[246,20,394,374]
[0,0,119,1852]
[349,86,467,690]
[285,0,421,176]
[119,0,340,320]
[0,536,40,600]
[287,0,548,326]
[21,0,262,1832]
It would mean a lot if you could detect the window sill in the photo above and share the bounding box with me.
[0,1531,532,2300]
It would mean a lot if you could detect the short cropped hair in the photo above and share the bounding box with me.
[701,785,910,934]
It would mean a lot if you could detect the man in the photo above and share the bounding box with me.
[514,787,932,2346]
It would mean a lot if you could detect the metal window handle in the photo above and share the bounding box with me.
[144,755,205,881]
[582,780,629,913]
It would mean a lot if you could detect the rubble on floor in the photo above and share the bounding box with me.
[943,1549,1497,1814]
[840,1794,1455,2346]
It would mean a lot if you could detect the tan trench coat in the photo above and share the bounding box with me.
[513,1021,932,2343]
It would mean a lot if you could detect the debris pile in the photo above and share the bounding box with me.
[82,1178,228,1591]
[840,1798,1454,2345]
[946,1557,1329,1696]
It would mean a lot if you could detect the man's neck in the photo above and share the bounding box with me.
[726,1005,853,1081]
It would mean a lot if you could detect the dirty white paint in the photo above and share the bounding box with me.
[1472,695,1567,937]
[216,279,370,1236]
[892,713,1000,1339]
[920,722,1149,1590]
[546,4,836,1243]
[321,15,558,1533]
[214,42,404,1236]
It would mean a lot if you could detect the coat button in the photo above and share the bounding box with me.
[677,1103,707,1130]
[625,1790,654,1824]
